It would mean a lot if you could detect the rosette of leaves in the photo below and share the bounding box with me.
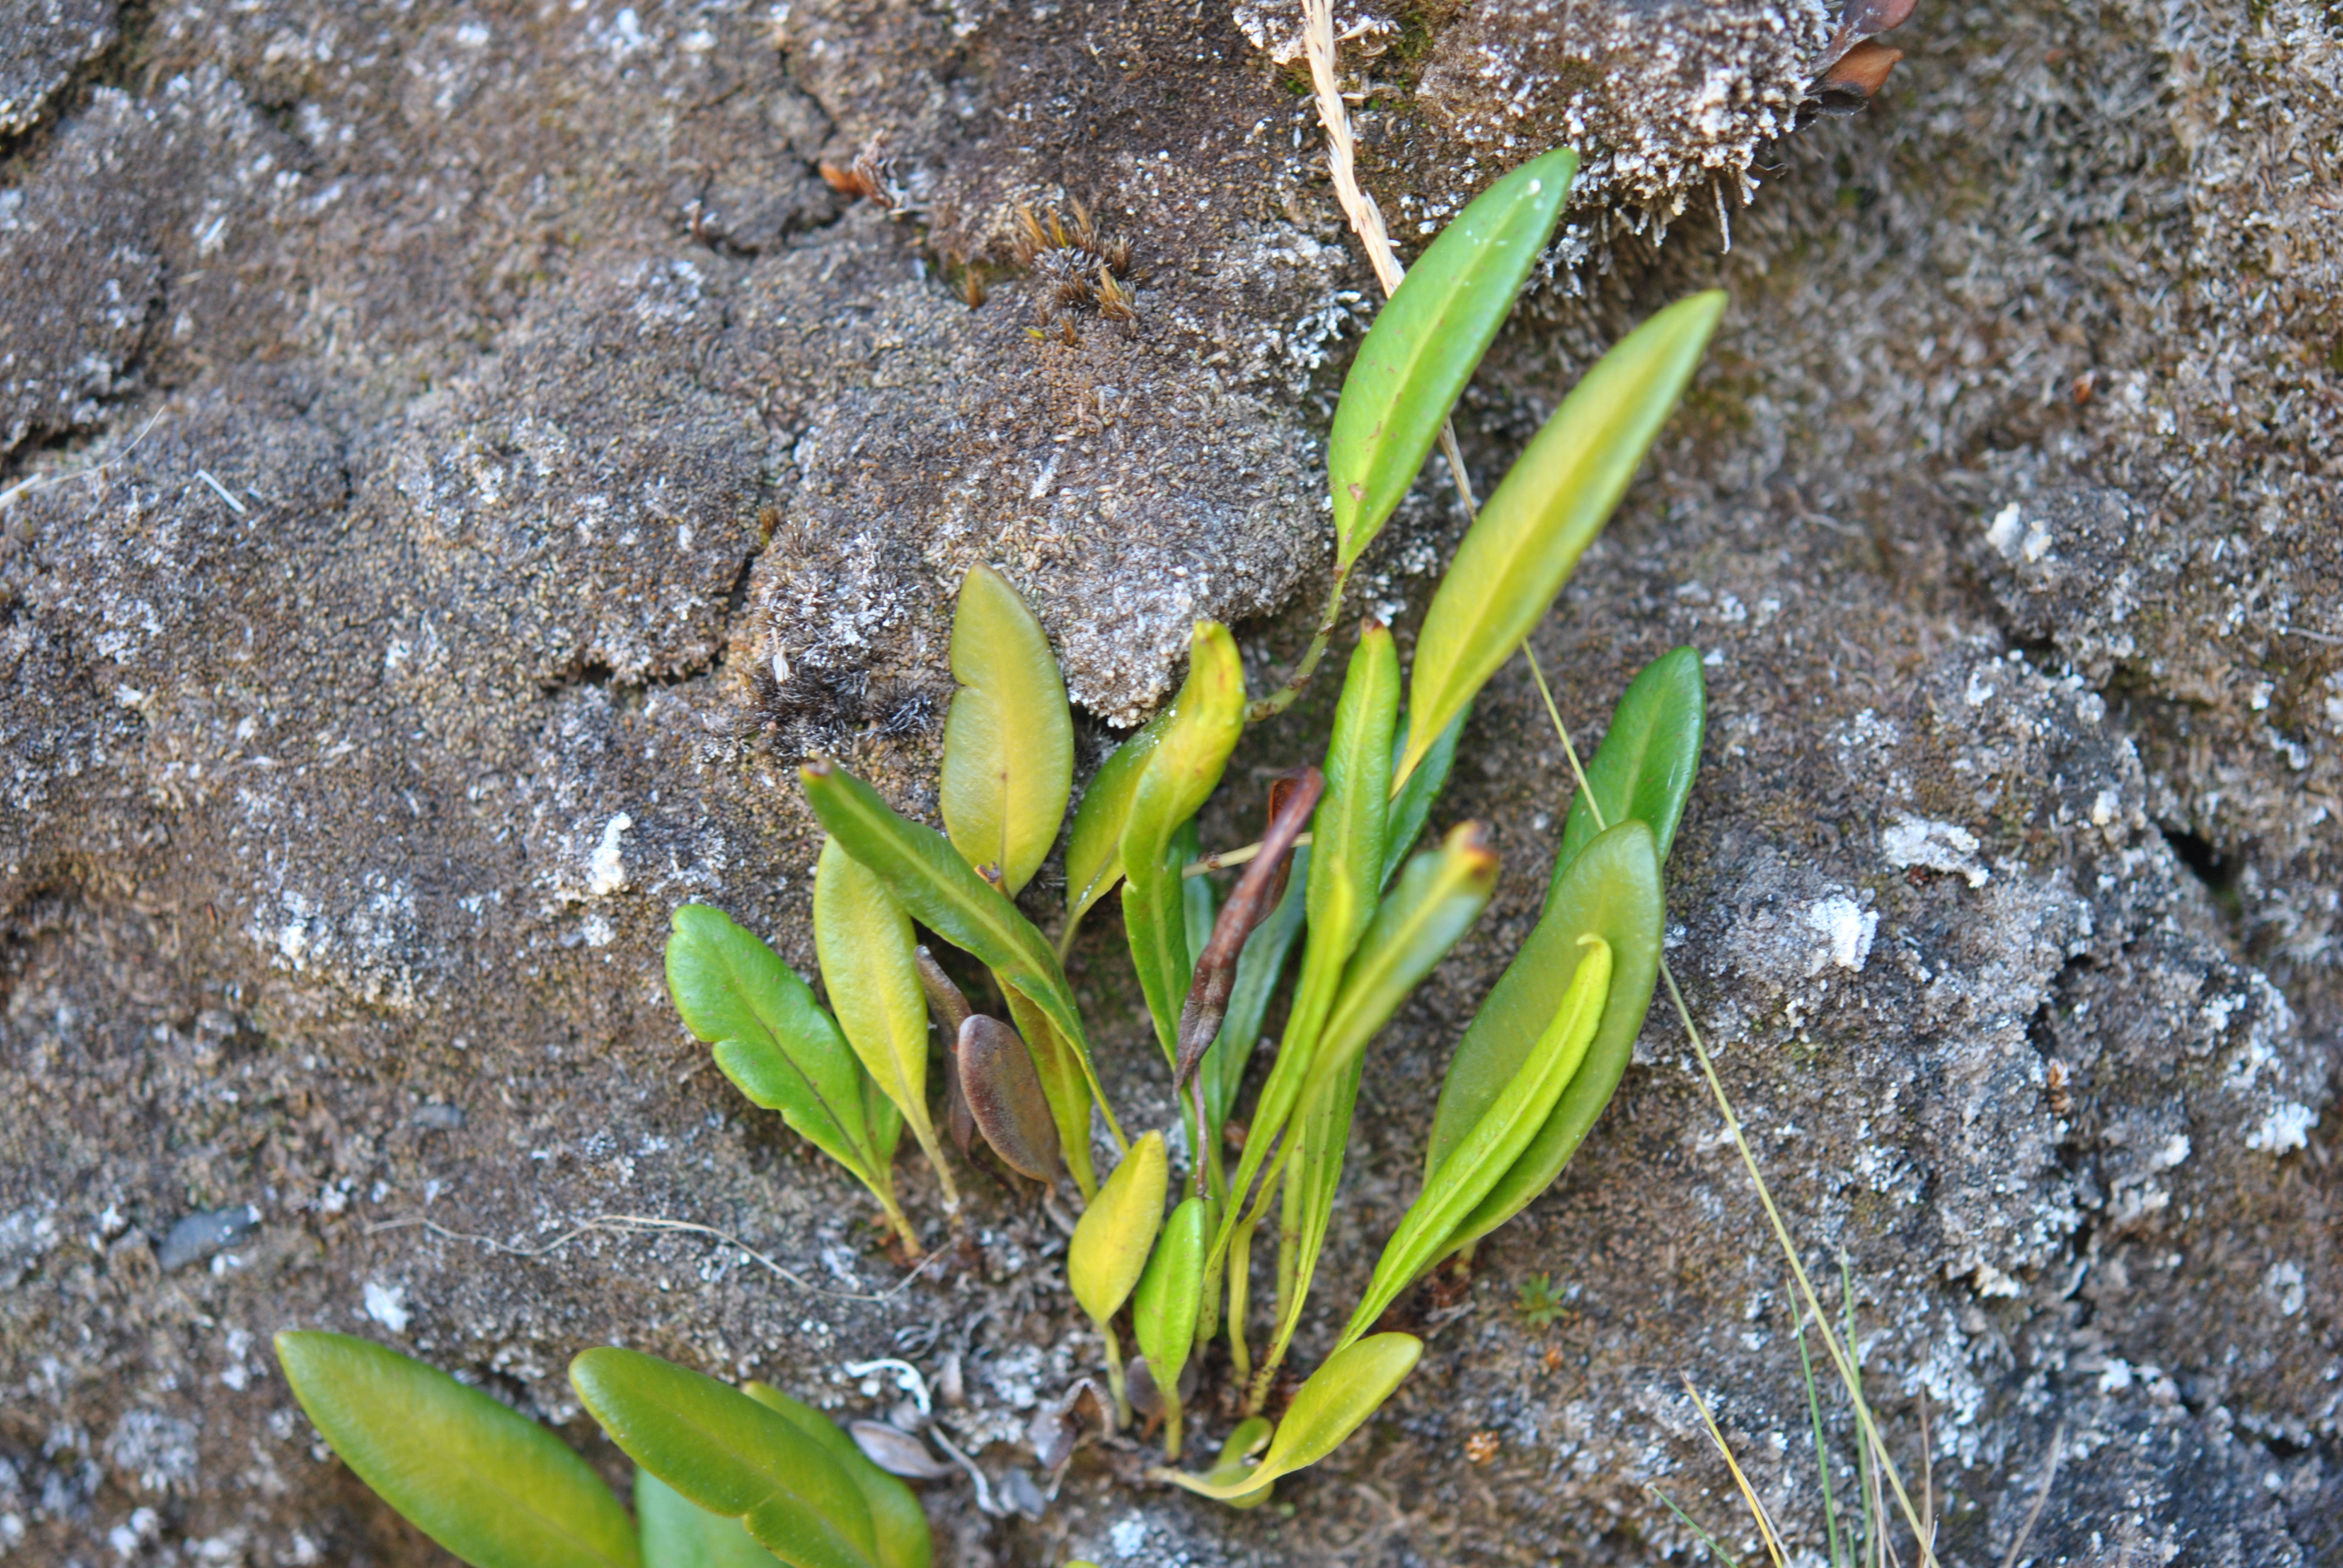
[650,142,1723,1504]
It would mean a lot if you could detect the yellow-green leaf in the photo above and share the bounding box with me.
[813,840,949,1201]
[1398,291,1725,786]
[666,904,893,1189]
[1308,822,1499,1095]
[274,1331,639,1568]
[941,563,1074,895]
[1062,710,1168,937]
[1249,824,1499,1367]
[1380,702,1470,888]
[742,1385,932,1568]
[570,1348,878,1568]
[1217,628,1397,1235]
[1552,647,1705,884]
[1067,1131,1167,1325]
[1164,1335,1422,1498]
[1119,622,1247,1065]
[1133,1195,1208,1393]
[1337,939,1612,1348]
[800,760,1122,1148]
[1328,148,1579,567]
[1199,1417,1274,1509]
[1433,821,1663,1258]
[1286,624,1400,1073]
[637,1470,783,1568]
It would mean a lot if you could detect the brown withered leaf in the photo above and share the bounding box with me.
[1814,39,1903,114]
[957,1014,1061,1181]
[917,947,979,1155]
[1173,766,1324,1093]
[849,1420,954,1480]
[1026,1377,1104,1472]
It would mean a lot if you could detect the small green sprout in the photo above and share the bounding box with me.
[1514,1272,1568,1329]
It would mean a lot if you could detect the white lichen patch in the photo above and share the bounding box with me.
[1881,814,1991,888]
[588,812,633,896]
[362,1279,411,1333]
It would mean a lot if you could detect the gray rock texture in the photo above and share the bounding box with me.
[0,0,2336,1563]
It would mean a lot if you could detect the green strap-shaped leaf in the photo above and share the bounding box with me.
[1067,1131,1168,1325]
[1433,822,1664,1259]
[813,841,949,1198]
[1121,622,1248,1065]
[1063,710,1168,938]
[1255,825,1499,1372]
[1178,819,1217,962]
[742,1386,932,1568]
[1328,148,1580,568]
[1293,624,1400,1052]
[1219,628,1398,1233]
[570,1348,878,1568]
[1260,1051,1366,1383]
[1336,939,1613,1348]
[799,760,1121,1146]
[1308,822,1499,1095]
[638,1469,784,1568]
[1550,647,1706,891]
[940,563,1074,896]
[1397,291,1726,786]
[1163,1334,1423,1498]
[666,905,891,1194]
[1380,702,1469,889]
[274,1331,640,1568]
[1133,1195,1208,1392]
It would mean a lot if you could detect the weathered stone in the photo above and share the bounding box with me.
[0,0,2336,1561]
[0,0,116,135]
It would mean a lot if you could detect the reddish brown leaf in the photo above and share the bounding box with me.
[957,1014,1061,1181]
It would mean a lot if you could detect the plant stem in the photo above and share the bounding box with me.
[870,1182,920,1261]
[1796,1314,1846,1568]
[1099,1318,1130,1431]
[1521,639,1942,1566]
[1181,832,1314,878]
[1247,569,1349,720]
[1227,1218,1254,1388]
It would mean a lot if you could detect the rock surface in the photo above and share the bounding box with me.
[0,0,2336,1563]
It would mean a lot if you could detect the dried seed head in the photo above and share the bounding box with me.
[957,1014,1061,1181]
